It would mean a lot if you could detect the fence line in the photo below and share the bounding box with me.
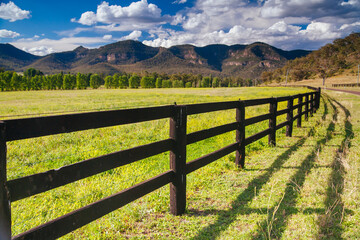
[332,83,359,87]
[0,87,321,239]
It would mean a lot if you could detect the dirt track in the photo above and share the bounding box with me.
[325,88,360,96]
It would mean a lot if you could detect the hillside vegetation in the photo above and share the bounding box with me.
[261,33,360,85]
[0,41,309,79]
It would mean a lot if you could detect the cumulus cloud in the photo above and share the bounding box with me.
[142,0,360,50]
[0,29,20,38]
[74,0,170,30]
[300,21,341,41]
[121,30,142,40]
[22,46,55,56]
[0,1,30,22]
[143,19,349,50]
[173,0,187,4]
[12,36,114,56]
[103,34,112,40]
[260,0,359,19]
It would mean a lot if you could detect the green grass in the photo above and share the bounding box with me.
[2,87,359,239]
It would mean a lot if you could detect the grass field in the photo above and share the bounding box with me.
[1,87,359,239]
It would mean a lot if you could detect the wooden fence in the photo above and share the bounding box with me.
[332,83,359,87]
[0,88,321,239]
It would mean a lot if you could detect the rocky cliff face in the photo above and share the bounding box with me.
[0,40,310,78]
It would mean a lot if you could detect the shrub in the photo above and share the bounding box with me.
[140,76,155,88]
[129,74,140,88]
[173,80,184,88]
[155,78,162,88]
[162,80,172,88]
[90,74,102,89]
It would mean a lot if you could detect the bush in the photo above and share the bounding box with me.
[129,74,140,88]
[140,76,155,88]
[76,73,87,89]
[162,80,172,88]
[90,74,102,89]
[201,77,211,87]
[104,76,113,89]
[63,74,76,90]
[118,75,128,89]
[185,82,192,88]
[155,78,162,88]
[173,80,184,88]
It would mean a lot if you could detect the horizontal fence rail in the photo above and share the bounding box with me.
[332,83,359,87]
[0,87,321,239]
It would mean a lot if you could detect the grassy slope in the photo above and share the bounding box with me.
[272,69,360,89]
[2,88,359,239]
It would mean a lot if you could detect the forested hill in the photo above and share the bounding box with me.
[261,33,360,83]
[0,40,310,79]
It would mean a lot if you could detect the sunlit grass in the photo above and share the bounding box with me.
[6,87,354,239]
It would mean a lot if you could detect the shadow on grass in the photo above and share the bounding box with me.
[188,97,330,240]
[317,96,353,239]
[252,94,336,239]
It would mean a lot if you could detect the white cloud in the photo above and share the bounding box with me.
[22,46,55,56]
[12,36,114,56]
[300,21,341,41]
[0,29,20,38]
[142,0,360,50]
[74,0,170,30]
[0,1,30,22]
[173,0,187,4]
[143,19,348,51]
[121,30,142,40]
[340,21,360,31]
[77,11,97,26]
[103,34,112,40]
[260,0,359,19]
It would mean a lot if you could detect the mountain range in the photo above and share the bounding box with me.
[0,40,310,79]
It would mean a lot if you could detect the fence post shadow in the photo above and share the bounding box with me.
[317,96,353,239]
[190,135,310,240]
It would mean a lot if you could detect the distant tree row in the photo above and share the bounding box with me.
[0,68,260,92]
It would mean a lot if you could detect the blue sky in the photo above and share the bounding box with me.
[1,0,360,56]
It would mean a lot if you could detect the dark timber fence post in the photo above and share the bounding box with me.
[0,122,11,240]
[170,106,187,216]
[297,95,303,128]
[305,94,309,121]
[268,98,277,147]
[316,88,321,110]
[286,97,294,137]
[236,101,246,168]
[310,93,314,116]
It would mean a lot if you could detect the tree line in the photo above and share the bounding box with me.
[0,68,260,91]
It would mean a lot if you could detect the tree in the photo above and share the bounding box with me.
[10,72,21,91]
[118,75,128,89]
[129,74,140,88]
[201,77,211,87]
[76,73,87,89]
[162,80,172,88]
[140,76,155,88]
[185,82,192,88]
[90,74,102,89]
[173,80,184,88]
[112,73,120,88]
[63,74,76,90]
[155,78,162,88]
[24,68,43,78]
[316,45,338,86]
[212,77,220,88]
[104,75,113,89]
